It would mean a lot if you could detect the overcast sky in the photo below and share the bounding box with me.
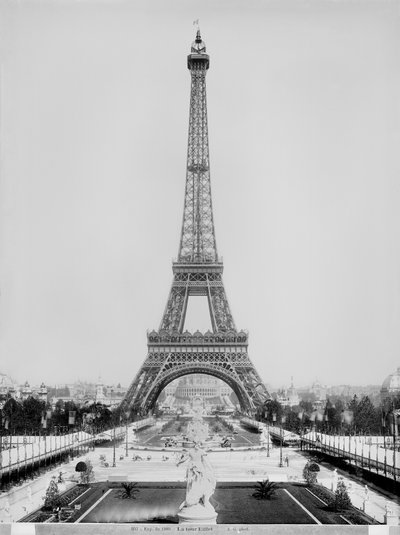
[0,0,399,391]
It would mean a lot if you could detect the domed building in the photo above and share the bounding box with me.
[21,381,33,400]
[381,367,400,403]
[277,377,300,407]
[161,374,237,413]
[0,373,18,399]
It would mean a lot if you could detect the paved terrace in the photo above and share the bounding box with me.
[0,427,127,480]
[301,431,400,481]
[0,424,399,524]
[248,419,400,482]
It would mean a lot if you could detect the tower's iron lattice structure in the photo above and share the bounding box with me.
[121,31,270,414]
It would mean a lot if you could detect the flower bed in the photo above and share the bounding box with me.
[59,484,88,507]
[308,484,377,525]
[309,484,334,503]
[24,484,90,523]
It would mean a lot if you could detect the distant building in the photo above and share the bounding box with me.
[48,379,126,409]
[37,382,48,402]
[381,366,400,403]
[0,373,18,400]
[88,377,126,408]
[95,377,107,403]
[311,381,327,403]
[276,378,300,407]
[296,381,327,409]
[21,381,33,401]
[160,374,237,412]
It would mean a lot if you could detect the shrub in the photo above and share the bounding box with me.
[303,460,320,485]
[330,479,352,511]
[308,484,333,504]
[43,478,61,510]
[79,459,95,485]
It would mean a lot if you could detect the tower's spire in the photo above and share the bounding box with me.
[178,32,215,263]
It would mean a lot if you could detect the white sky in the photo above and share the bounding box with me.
[0,0,399,390]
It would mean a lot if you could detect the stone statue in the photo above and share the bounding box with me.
[177,444,216,510]
[260,427,270,446]
[176,417,217,524]
[385,501,393,515]
[331,468,338,492]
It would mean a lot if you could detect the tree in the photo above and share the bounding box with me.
[252,480,276,500]
[303,460,320,485]
[22,397,46,434]
[325,398,345,433]
[330,479,352,511]
[2,398,24,434]
[263,400,283,424]
[354,396,380,434]
[300,392,317,404]
[43,477,61,510]
[283,410,301,434]
[117,482,140,499]
[79,459,95,485]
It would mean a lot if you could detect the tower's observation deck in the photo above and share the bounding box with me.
[187,31,210,70]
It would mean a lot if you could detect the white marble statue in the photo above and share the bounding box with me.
[331,468,338,492]
[176,417,217,523]
[177,444,216,510]
[260,427,270,445]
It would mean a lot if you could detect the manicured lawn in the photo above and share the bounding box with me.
[81,486,185,523]
[78,483,350,524]
[213,486,313,524]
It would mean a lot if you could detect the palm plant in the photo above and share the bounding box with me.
[117,482,140,500]
[252,479,276,500]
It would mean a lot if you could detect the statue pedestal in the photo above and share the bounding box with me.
[178,503,217,524]
[384,514,399,526]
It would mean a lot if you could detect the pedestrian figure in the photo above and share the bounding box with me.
[285,455,289,467]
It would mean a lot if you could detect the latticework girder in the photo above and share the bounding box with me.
[120,31,270,416]
[120,347,269,415]
[178,40,217,264]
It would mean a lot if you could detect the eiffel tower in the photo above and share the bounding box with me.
[121,30,270,415]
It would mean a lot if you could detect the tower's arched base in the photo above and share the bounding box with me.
[120,331,270,415]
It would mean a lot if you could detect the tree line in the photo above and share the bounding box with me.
[0,396,127,436]
[258,393,400,436]
[1,391,399,437]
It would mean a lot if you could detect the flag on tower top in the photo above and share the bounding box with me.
[193,19,199,28]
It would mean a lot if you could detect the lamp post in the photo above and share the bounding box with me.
[324,414,329,453]
[112,416,116,468]
[125,411,130,457]
[279,415,283,468]
[0,411,3,490]
[392,406,398,483]
[298,411,304,451]
[383,413,387,477]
